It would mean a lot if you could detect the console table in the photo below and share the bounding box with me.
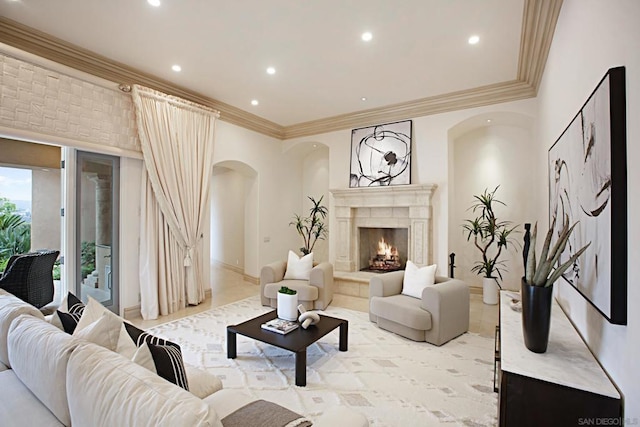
[496,291,622,426]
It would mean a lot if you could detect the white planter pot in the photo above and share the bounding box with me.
[482,277,500,305]
[277,292,299,321]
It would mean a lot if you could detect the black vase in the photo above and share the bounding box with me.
[521,278,553,353]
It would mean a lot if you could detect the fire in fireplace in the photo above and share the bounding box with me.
[371,237,401,270]
[359,227,408,272]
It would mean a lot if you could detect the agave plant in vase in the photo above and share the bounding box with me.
[521,216,590,353]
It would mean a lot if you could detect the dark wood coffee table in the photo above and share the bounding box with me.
[227,310,348,386]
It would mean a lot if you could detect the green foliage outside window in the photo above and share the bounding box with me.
[52,261,61,280]
[0,197,31,268]
[81,241,96,280]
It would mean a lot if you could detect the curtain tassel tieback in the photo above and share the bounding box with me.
[184,247,194,267]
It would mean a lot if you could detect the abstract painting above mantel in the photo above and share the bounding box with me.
[548,66,627,325]
[349,120,412,187]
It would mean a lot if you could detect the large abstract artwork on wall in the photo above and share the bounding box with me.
[349,120,412,187]
[548,66,627,325]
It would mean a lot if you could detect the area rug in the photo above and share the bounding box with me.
[148,296,497,426]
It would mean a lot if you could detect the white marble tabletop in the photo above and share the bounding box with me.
[500,291,620,399]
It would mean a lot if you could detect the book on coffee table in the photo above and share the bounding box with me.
[261,318,299,335]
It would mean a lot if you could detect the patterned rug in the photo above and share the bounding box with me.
[148,296,497,426]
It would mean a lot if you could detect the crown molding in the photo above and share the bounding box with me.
[517,0,564,89]
[0,0,562,141]
[284,80,536,139]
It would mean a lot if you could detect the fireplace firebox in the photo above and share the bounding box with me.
[359,227,408,272]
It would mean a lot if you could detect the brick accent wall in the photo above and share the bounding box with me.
[0,53,139,152]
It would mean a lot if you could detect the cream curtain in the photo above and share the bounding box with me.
[132,85,219,320]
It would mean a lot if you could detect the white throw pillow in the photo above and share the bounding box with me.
[115,323,139,359]
[73,312,122,351]
[283,250,313,280]
[75,296,120,333]
[401,261,437,299]
[131,341,156,372]
[185,366,223,398]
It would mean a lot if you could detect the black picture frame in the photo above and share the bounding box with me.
[548,66,627,325]
[349,120,412,187]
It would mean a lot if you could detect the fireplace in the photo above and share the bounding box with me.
[330,184,436,272]
[359,227,408,272]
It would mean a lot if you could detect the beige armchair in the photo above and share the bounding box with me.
[260,261,334,310]
[369,270,469,345]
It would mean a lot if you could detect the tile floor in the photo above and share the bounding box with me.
[130,266,500,339]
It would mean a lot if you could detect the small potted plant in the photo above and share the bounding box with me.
[290,195,328,256]
[521,216,590,353]
[277,286,299,321]
[463,186,517,304]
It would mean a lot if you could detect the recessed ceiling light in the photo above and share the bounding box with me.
[361,97,367,101]
[361,32,373,42]
[147,0,161,7]
[266,67,276,75]
[468,35,480,45]
[251,100,259,106]
[487,119,492,123]
[171,64,182,72]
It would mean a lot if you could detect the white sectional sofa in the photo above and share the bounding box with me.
[0,289,368,427]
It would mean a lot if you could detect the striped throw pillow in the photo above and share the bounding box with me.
[121,322,189,390]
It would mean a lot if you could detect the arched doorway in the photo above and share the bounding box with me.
[209,160,258,278]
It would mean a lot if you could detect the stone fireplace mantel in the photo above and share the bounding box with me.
[330,184,437,272]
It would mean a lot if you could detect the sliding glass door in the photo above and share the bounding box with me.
[75,151,119,313]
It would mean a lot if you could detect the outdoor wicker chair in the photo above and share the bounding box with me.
[0,250,59,308]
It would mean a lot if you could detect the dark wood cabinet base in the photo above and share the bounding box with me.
[499,372,622,427]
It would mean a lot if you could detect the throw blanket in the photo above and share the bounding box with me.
[221,400,312,427]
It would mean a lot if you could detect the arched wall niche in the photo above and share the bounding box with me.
[282,141,331,262]
[448,111,536,291]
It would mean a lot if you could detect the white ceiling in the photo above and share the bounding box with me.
[0,0,525,127]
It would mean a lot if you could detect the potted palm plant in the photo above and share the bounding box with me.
[290,195,328,256]
[521,216,590,353]
[463,187,517,305]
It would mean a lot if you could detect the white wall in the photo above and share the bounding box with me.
[450,122,534,290]
[286,99,537,276]
[535,0,640,417]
